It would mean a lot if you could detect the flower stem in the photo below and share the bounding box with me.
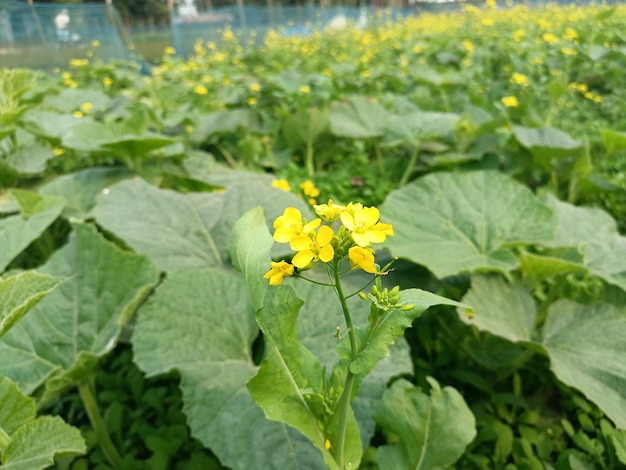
[0,425,11,452]
[399,145,419,187]
[332,260,358,468]
[78,382,123,469]
[306,140,315,176]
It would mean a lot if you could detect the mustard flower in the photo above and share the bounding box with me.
[164,46,176,55]
[314,199,345,223]
[348,246,376,274]
[272,179,292,192]
[263,261,294,286]
[502,96,519,107]
[542,33,559,44]
[340,206,394,247]
[247,97,258,106]
[290,225,335,268]
[273,207,321,244]
[72,111,84,118]
[510,73,529,87]
[250,82,262,93]
[91,39,101,48]
[194,85,208,95]
[103,77,113,86]
[299,85,311,94]
[300,180,320,198]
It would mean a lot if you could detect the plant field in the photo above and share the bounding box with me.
[1,3,626,469]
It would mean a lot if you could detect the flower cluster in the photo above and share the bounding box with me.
[263,200,394,285]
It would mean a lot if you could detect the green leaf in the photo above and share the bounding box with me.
[381,171,556,278]
[229,207,273,311]
[329,96,389,139]
[1,416,86,470]
[93,178,225,271]
[374,378,476,470]
[348,289,469,377]
[42,88,111,114]
[0,272,62,339]
[512,126,584,163]
[0,192,65,273]
[132,269,326,470]
[191,109,258,143]
[39,167,132,219]
[519,250,586,280]
[0,377,86,470]
[283,107,329,147]
[5,145,54,175]
[459,275,535,343]
[612,430,626,464]
[384,111,459,147]
[0,224,159,400]
[249,285,361,470]
[20,110,79,142]
[541,300,626,429]
[600,128,626,155]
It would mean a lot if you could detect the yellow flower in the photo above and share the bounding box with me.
[164,46,176,55]
[103,77,113,86]
[462,40,474,53]
[300,180,320,198]
[340,206,394,247]
[223,29,235,41]
[80,102,93,113]
[263,261,294,286]
[510,73,529,87]
[482,18,494,26]
[563,27,578,42]
[512,29,525,42]
[290,225,335,268]
[69,58,88,67]
[91,39,101,48]
[247,97,258,106]
[250,82,262,93]
[272,179,292,192]
[542,33,559,44]
[502,96,519,107]
[194,85,208,95]
[299,85,311,94]
[561,47,576,56]
[324,439,331,450]
[273,207,321,244]
[314,199,345,222]
[348,246,377,274]
[53,148,65,156]
[72,111,84,118]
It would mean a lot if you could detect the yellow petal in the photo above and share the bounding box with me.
[302,218,321,233]
[364,230,386,244]
[319,244,334,263]
[351,232,370,247]
[317,225,334,246]
[292,250,315,268]
[291,235,312,251]
[269,273,283,285]
[340,212,356,231]
[274,227,295,243]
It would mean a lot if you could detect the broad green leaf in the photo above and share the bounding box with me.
[93,178,225,271]
[0,193,65,273]
[42,88,111,114]
[600,128,626,155]
[541,300,626,429]
[229,207,273,311]
[543,194,626,291]
[612,430,626,464]
[459,275,536,343]
[1,416,85,470]
[512,126,584,163]
[19,110,79,142]
[329,96,389,139]
[132,269,326,470]
[347,289,469,377]
[381,171,556,278]
[0,224,159,400]
[39,167,132,219]
[5,145,54,175]
[0,376,35,435]
[384,111,459,147]
[283,107,329,147]
[0,272,62,339]
[249,285,362,470]
[191,109,258,144]
[0,377,86,470]
[374,378,476,470]
[519,250,586,280]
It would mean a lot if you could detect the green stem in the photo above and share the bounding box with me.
[332,260,357,469]
[306,140,315,176]
[399,144,419,187]
[0,425,11,452]
[374,142,386,179]
[78,382,123,469]
[495,348,536,382]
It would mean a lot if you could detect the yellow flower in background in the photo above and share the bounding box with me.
[164,46,176,55]
[194,85,208,95]
[222,29,235,41]
[91,39,101,48]
[69,58,88,67]
[103,77,113,86]
[314,199,345,223]
[247,97,258,106]
[482,18,494,26]
[510,72,529,87]
[561,47,576,56]
[542,33,559,44]
[502,95,519,107]
[512,28,525,42]
[462,39,474,53]
[299,85,311,94]
[300,180,320,198]
[563,27,578,41]
[72,111,84,118]
[272,179,292,192]
[291,225,335,268]
[263,261,294,286]
[80,102,93,113]
[348,246,377,274]
[250,82,262,93]
[53,148,65,156]
[485,0,496,9]
[340,206,393,247]
[273,207,321,244]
